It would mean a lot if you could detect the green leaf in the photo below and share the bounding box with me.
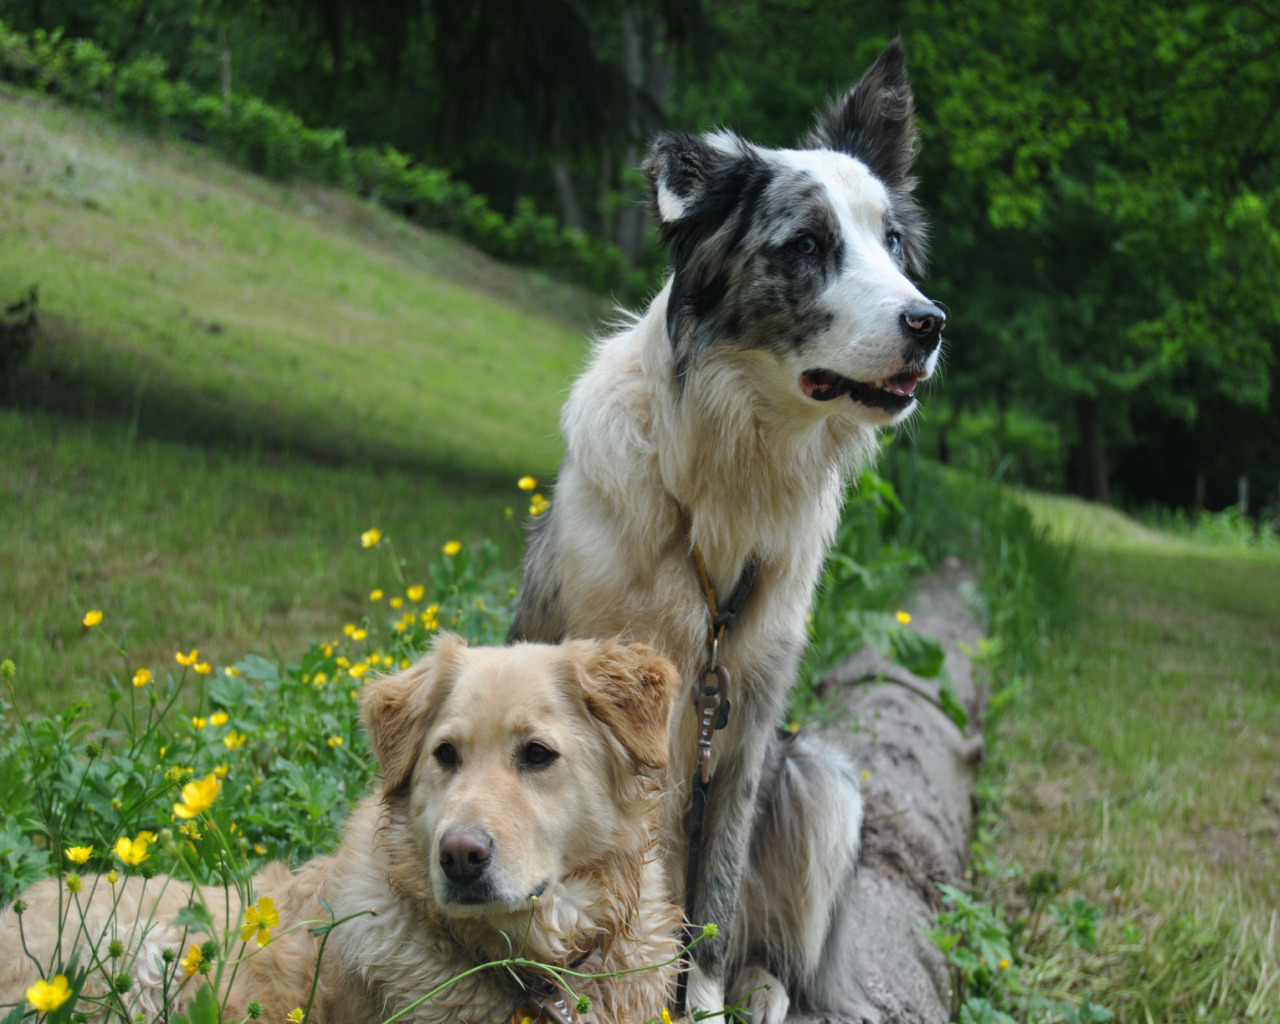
[175,903,216,935]
[890,627,946,678]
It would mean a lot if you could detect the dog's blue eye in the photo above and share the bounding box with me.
[886,232,902,256]
[795,235,819,256]
[434,743,458,767]
[520,742,558,769]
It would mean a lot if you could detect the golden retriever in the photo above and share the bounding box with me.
[0,636,681,1023]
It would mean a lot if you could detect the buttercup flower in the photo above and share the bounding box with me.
[83,609,102,627]
[343,623,356,637]
[442,540,461,557]
[661,1009,673,1024]
[132,668,151,688]
[179,823,202,841]
[210,712,229,727]
[287,1010,304,1023]
[214,763,230,777]
[389,597,403,609]
[176,649,199,667]
[66,873,83,893]
[895,610,912,625]
[241,896,279,946]
[114,834,151,865]
[361,528,382,548]
[529,493,550,517]
[224,665,241,677]
[181,944,202,976]
[65,846,93,865]
[327,735,344,749]
[351,629,367,642]
[27,975,72,1012]
[348,663,369,679]
[173,773,222,819]
[369,589,384,601]
[517,475,537,491]
[191,717,208,730]
[194,662,212,675]
[406,584,425,602]
[107,869,119,884]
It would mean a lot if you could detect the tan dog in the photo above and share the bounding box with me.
[0,636,681,1023]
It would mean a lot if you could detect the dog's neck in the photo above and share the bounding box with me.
[636,281,878,585]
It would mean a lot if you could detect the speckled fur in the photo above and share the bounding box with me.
[511,41,942,1024]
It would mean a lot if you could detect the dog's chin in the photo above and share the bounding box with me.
[435,877,549,918]
[799,368,924,423]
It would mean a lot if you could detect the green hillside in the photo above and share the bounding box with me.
[0,87,605,476]
[0,88,612,707]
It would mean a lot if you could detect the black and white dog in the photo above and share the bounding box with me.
[511,41,945,1023]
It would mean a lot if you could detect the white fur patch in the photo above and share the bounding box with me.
[656,181,687,223]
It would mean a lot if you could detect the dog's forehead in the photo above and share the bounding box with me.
[770,147,890,224]
[436,646,577,733]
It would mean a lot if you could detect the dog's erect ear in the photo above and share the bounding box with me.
[642,131,762,268]
[362,632,466,797]
[806,38,919,188]
[573,641,679,775]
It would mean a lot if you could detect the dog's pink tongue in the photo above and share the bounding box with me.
[886,373,922,397]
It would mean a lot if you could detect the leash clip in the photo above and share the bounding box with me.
[694,662,731,784]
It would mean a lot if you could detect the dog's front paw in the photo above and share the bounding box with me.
[683,964,725,1023]
[729,965,790,1024]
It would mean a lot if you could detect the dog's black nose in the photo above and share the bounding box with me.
[439,829,492,882]
[900,301,947,353]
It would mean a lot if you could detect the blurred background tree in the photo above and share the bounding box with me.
[1,0,1276,515]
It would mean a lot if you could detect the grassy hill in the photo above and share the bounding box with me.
[0,86,615,708]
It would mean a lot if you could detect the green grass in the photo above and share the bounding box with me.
[0,86,605,476]
[0,409,531,714]
[982,493,1280,1022]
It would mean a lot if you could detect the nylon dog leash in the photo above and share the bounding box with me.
[674,511,756,1015]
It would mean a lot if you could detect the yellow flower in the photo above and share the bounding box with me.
[895,610,912,625]
[361,527,382,548]
[517,475,537,491]
[194,662,212,675]
[312,672,328,686]
[999,957,1011,970]
[529,493,550,517]
[190,716,208,730]
[343,623,356,636]
[114,834,151,865]
[181,944,202,976]
[179,822,202,841]
[406,584,425,602]
[348,663,369,679]
[82,609,102,627]
[287,1009,304,1023]
[253,842,267,856]
[389,597,403,610]
[107,869,119,884]
[223,731,247,751]
[442,540,461,557]
[335,656,350,668]
[66,873,83,893]
[327,735,344,749]
[176,649,199,667]
[224,665,241,677]
[173,773,222,819]
[64,846,93,865]
[241,896,279,946]
[210,711,229,727]
[369,589,384,601]
[400,658,411,669]
[661,1009,673,1024]
[351,628,367,641]
[132,668,151,688]
[214,763,230,778]
[27,975,72,1012]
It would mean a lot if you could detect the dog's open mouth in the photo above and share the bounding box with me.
[800,369,924,410]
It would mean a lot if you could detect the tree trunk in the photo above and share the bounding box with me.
[1074,396,1110,505]
[550,161,584,233]
[790,560,987,1024]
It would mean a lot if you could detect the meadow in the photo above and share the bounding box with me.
[2,87,1278,1024]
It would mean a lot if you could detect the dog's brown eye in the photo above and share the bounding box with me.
[520,742,558,769]
[434,743,459,768]
[795,235,819,256]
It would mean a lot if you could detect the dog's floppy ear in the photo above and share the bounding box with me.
[806,38,919,188]
[362,632,466,797]
[642,131,763,268]
[573,640,679,775]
